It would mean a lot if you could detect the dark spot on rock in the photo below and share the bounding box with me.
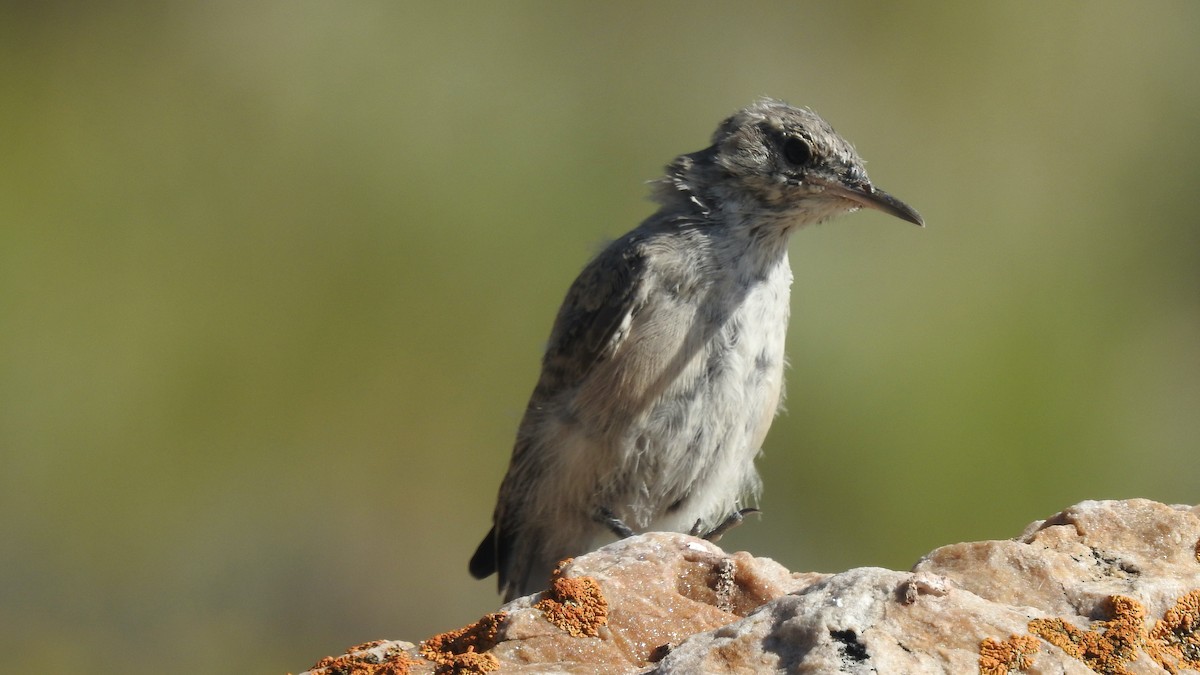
[831,629,869,662]
[647,643,672,662]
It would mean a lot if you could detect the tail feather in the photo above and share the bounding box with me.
[472,522,557,601]
[468,526,497,580]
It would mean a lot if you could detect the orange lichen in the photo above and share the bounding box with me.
[1029,595,1146,675]
[533,562,609,638]
[1146,589,1200,674]
[978,634,1039,675]
[1194,537,1200,564]
[308,643,419,675]
[418,612,506,674]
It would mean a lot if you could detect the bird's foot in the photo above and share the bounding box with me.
[594,506,636,538]
[690,508,760,541]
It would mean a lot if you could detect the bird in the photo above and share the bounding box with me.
[470,98,923,601]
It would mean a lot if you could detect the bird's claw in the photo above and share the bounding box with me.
[691,508,760,541]
[595,506,636,538]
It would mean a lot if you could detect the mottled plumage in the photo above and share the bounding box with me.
[470,99,922,601]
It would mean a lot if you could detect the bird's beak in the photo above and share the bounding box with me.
[820,179,925,227]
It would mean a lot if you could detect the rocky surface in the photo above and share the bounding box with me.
[297,499,1200,674]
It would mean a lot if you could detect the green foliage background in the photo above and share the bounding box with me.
[2,3,1197,672]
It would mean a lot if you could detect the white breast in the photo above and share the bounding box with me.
[535,230,795,542]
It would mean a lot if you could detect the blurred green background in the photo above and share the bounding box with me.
[2,2,1198,672]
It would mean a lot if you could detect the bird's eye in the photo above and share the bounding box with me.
[782,137,812,166]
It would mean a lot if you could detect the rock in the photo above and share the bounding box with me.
[297,499,1200,674]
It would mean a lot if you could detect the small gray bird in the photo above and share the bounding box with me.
[470,98,923,601]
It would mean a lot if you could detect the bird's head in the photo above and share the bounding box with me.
[656,98,923,231]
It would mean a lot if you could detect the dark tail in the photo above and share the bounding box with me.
[469,526,497,579]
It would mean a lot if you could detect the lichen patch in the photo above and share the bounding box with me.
[1147,589,1200,674]
[418,612,506,674]
[1028,595,1145,675]
[978,634,1039,675]
[534,563,609,638]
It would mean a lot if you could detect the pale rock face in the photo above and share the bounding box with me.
[300,499,1200,675]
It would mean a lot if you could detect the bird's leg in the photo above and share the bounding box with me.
[594,506,636,538]
[692,508,761,541]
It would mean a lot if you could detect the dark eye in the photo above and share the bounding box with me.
[782,137,812,166]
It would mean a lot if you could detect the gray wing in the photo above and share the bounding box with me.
[470,234,648,593]
[532,233,648,400]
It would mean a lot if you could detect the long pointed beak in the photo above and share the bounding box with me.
[821,179,924,227]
